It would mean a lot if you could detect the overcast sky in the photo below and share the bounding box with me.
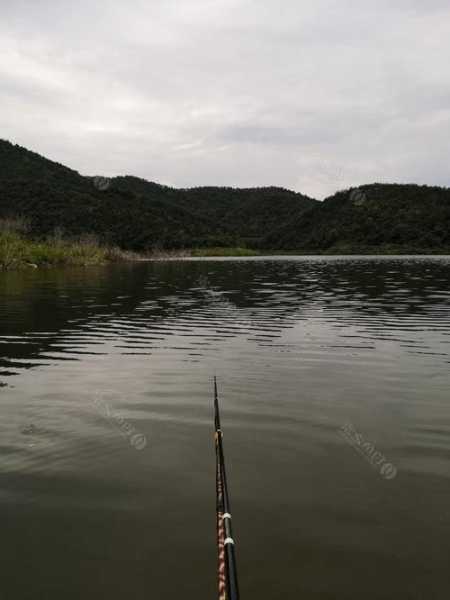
[1,0,449,198]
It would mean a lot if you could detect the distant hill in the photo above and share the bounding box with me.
[1,139,450,253]
[0,140,316,250]
[264,184,450,253]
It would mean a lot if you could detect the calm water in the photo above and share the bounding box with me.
[1,257,449,599]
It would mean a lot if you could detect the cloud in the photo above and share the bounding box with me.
[1,0,449,198]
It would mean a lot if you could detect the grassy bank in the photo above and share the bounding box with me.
[3,225,448,271]
[0,230,112,270]
[0,233,262,270]
[190,247,259,257]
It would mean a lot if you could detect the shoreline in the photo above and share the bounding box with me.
[2,234,450,272]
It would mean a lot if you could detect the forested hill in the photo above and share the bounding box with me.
[1,139,450,253]
[0,139,316,250]
[264,184,450,253]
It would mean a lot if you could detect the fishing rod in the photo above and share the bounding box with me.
[214,376,240,600]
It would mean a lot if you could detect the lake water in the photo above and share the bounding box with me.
[0,256,449,599]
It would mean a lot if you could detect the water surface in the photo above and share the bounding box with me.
[1,257,449,599]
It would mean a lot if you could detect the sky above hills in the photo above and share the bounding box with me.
[1,0,449,198]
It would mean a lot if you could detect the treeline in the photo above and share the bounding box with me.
[0,140,315,251]
[265,184,450,253]
[1,139,450,254]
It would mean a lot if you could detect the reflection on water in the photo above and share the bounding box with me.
[0,257,449,599]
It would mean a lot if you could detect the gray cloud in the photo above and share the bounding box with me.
[1,0,449,198]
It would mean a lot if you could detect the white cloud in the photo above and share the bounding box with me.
[1,0,449,198]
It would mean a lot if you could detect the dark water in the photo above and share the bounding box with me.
[1,257,449,600]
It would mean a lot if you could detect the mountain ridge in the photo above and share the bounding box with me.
[1,139,450,253]
[265,183,450,253]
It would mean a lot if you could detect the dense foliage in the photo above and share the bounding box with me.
[264,184,450,253]
[0,140,316,251]
[1,140,450,254]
